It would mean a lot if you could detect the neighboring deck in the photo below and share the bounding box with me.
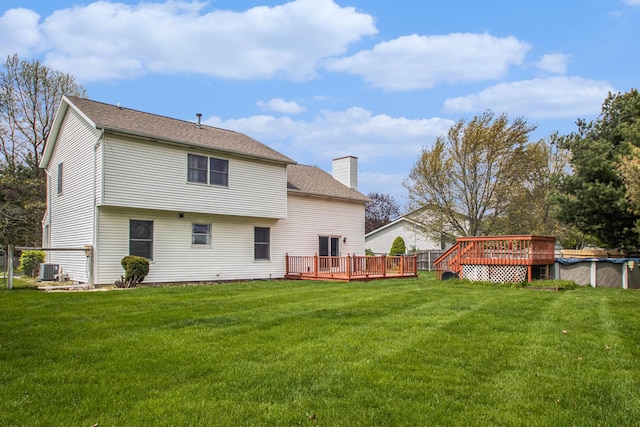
[285,254,418,281]
[434,235,556,283]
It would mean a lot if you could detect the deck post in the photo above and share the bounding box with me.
[382,255,387,277]
[347,254,352,280]
[285,253,290,276]
[400,256,404,275]
[527,265,532,282]
[314,253,318,277]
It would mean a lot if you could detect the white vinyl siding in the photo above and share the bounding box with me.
[274,194,366,257]
[102,137,287,219]
[95,206,284,284]
[46,107,102,283]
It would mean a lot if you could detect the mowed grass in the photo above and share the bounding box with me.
[1,274,640,426]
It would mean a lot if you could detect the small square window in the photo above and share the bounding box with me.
[192,223,211,245]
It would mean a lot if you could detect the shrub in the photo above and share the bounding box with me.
[389,236,406,255]
[365,248,375,256]
[115,255,149,288]
[18,250,45,277]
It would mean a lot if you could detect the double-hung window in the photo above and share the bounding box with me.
[188,154,228,187]
[192,223,211,246]
[130,220,153,260]
[254,227,270,260]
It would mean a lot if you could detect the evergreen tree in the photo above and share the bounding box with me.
[390,236,406,255]
[551,89,640,250]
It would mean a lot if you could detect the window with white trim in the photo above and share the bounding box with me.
[130,220,153,260]
[188,154,228,187]
[254,227,270,260]
[192,223,211,245]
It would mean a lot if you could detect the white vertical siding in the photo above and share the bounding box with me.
[275,194,366,256]
[47,108,101,283]
[102,137,288,219]
[95,206,285,284]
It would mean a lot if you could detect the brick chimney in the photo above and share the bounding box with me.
[332,156,358,190]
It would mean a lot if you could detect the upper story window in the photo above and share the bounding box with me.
[188,154,228,187]
[57,162,63,194]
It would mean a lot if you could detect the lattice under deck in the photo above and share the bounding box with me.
[462,265,527,283]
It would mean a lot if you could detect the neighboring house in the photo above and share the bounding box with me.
[365,215,442,254]
[40,96,369,285]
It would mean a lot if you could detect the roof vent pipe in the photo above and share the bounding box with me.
[196,113,202,128]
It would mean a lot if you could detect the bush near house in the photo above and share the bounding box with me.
[18,250,45,277]
[115,255,149,288]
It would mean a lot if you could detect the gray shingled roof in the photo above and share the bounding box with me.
[287,164,370,203]
[66,96,295,165]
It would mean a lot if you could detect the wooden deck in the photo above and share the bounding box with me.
[434,235,556,282]
[285,254,418,282]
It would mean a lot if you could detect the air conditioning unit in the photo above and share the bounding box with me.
[38,263,59,281]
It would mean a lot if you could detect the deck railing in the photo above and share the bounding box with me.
[286,254,418,281]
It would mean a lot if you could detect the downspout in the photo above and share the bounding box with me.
[91,129,105,285]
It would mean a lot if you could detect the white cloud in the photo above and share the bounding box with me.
[324,33,531,91]
[535,53,569,74]
[622,0,640,5]
[0,8,43,58]
[257,98,306,114]
[205,107,454,162]
[21,0,376,82]
[443,76,614,119]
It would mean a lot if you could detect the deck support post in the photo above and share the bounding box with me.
[313,253,318,277]
[527,265,532,283]
[285,253,290,276]
[382,255,387,277]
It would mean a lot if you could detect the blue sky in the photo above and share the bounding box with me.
[1,0,639,208]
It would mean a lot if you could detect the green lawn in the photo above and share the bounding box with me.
[1,274,639,426]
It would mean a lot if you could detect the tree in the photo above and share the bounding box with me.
[365,192,401,233]
[0,163,46,247]
[551,89,640,250]
[389,236,406,255]
[0,54,87,177]
[403,110,546,240]
[0,54,86,247]
[618,145,640,215]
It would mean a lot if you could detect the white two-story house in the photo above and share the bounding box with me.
[40,96,369,285]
